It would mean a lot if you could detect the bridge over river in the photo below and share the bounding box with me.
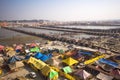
[2,26,120,54]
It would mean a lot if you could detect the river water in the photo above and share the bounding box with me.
[0,26,119,39]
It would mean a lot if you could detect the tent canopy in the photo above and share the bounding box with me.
[62,57,78,66]
[0,45,4,51]
[34,52,43,59]
[99,58,119,68]
[30,43,37,48]
[8,56,21,63]
[74,69,91,79]
[62,66,72,73]
[78,50,92,56]
[49,70,58,79]
[40,53,52,62]
[30,47,40,52]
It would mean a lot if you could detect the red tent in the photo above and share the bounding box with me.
[0,45,4,51]
[30,43,37,47]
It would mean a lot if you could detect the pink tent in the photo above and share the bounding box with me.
[0,45,4,51]
[74,69,91,79]
[30,43,37,47]
[15,45,22,50]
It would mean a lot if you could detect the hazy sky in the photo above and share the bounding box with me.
[0,0,120,21]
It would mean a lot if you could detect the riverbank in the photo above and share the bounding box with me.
[0,35,47,46]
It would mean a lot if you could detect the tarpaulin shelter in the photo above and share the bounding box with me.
[8,61,24,70]
[28,57,46,70]
[8,56,21,63]
[6,50,16,57]
[62,66,72,73]
[62,57,78,66]
[74,69,91,80]
[30,47,40,52]
[0,45,4,51]
[40,53,52,62]
[78,50,92,56]
[49,70,58,80]
[5,47,14,52]
[34,52,43,59]
[64,50,77,56]
[96,72,113,80]
[99,58,119,68]
[15,45,22,53]
[30,43,37,48]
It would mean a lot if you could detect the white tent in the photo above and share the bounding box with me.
[97,72,113,80]
[74,69,91,79]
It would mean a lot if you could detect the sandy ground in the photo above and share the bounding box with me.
[1,65,44,80]
[0,35,47,46]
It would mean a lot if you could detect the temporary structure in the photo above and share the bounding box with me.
[74,69,91,80]
[8,56,21,63]
[99,58,119,68]
[62,57,78,66]
[6,50,16,57]
[62,66,72,73]
[96,72,113,80]
[0,45,4,51]
[30,43,37,48]
[30,47,40,52]
[34,52,43,59]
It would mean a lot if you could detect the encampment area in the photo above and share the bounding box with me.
[0,41,120,80]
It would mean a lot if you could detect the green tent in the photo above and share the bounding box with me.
[63,66,72,73]
[30,47,40,52]
[59,49,64,54]
[49,70,58,79]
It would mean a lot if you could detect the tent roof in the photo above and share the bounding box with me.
[97,72,113,80]
[74,69,91,79]
[30,43,37,47]
[99,58,119,68]
[41,65,51,76]
[49,70,58,79]
[0,45,4,51]
[34,52,43,59]
[30,47,40,52]
[62,66,72,73]
[62,57,78,66]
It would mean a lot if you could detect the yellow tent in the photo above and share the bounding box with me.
[41,65,51,76]
[62,57,78,66]
[5,47,14,52]
[28,57,46,70]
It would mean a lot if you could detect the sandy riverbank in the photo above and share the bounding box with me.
[0,35,47,46]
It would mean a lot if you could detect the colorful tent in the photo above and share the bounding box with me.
[6,50,16,57]
[40,53,52,62]
[99,58,119,68]
[41,65,51,76]
[49,70,58,79]
[62,66,72,73]
[0,45,4,51]
[8,56,21,63]
[74,69,91,80]
[62,57,78,66]
[28,57,46,70]
[30,43,37,48]
[34,52,43,59]
[5,47,14,52]
[15,45,22,52]
[30,47,40,52]
[78,50,92,56]
[65,50,77,56]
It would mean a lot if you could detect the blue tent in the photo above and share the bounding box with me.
[40,53,52,62]
[99,58,119,68]
[78,50,92,56]
[8,56,21,63]
[34,52,43,59]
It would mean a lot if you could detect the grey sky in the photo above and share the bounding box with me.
[0,0,120,21]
